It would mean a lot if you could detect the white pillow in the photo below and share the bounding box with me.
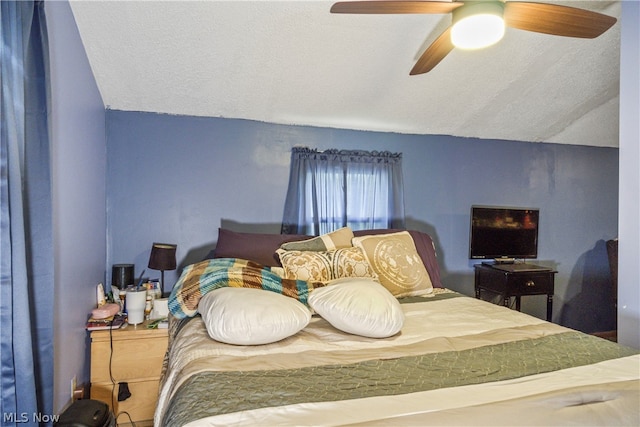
[308,278,404,338]
[199,287,311,345]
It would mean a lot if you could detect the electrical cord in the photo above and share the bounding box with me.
[109,323,115,409]
[115,411,135,427]
[109,323,120,425]
[108,319,136,427]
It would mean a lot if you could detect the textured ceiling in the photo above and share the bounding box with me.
[69,0,621,147]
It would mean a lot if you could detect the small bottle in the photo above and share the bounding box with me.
[152,281,162,300]
[96,283,106,307]
[118,289,126,313]
[145,296,153,320]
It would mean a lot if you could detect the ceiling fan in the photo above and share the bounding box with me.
[330,1,617,75]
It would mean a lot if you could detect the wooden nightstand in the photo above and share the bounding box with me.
[474,262,557,321]
[90,320,168,426]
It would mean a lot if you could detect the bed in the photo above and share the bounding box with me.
[155,228,639,426]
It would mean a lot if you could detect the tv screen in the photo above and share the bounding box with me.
[469,206,539,260]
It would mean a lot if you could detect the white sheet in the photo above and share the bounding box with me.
[156,293,639,427]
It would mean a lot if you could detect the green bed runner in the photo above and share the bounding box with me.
[163,331,637,426]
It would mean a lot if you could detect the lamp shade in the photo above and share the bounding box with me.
[148,243,177,271]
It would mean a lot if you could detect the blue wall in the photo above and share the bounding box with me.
[106,110,618,332]
[617,1,640,348]
[47,0,107,412]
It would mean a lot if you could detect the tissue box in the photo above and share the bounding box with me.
[151,298,169,319]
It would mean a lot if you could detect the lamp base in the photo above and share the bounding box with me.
[160,270,165,297]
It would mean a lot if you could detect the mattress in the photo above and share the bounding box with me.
[155,291,638,426]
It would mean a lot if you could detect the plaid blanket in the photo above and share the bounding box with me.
[168,258,327,318]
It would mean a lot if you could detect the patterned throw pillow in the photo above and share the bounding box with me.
[276,247,378,283]
[276,249,333,282]
[352,231,433,297]
[332,247,378,280]
[279,227,354,251]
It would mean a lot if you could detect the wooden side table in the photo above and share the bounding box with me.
[474,263,557,321]
[90,320,168,426]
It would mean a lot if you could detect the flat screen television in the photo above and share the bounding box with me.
[469,205,539,261]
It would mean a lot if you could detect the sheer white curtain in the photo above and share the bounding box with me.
[282,148,405,235]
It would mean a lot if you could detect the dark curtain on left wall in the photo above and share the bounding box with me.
[1,1,54,425]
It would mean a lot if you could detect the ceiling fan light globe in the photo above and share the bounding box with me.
[451,2,505,50]
[451,14,505,49]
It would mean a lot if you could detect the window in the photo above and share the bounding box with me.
[282,148,405,235]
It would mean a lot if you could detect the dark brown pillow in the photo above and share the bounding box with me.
[213,228,309,267]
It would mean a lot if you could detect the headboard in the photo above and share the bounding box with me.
[212,228,442,288]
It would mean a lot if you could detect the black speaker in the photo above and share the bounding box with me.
[55,399,115,427]
[111,264,134,289]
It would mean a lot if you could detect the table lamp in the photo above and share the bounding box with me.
[148,243,177,297]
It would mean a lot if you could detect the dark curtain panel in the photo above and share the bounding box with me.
[282,147,405,235]
[1,1,54,424]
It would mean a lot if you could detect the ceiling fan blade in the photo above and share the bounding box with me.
[331,1,461,15]
[504,2,617,39]
[410,26,454,75]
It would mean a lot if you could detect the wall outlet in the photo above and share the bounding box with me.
[73,384,85,401]
[70,375,77,401]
